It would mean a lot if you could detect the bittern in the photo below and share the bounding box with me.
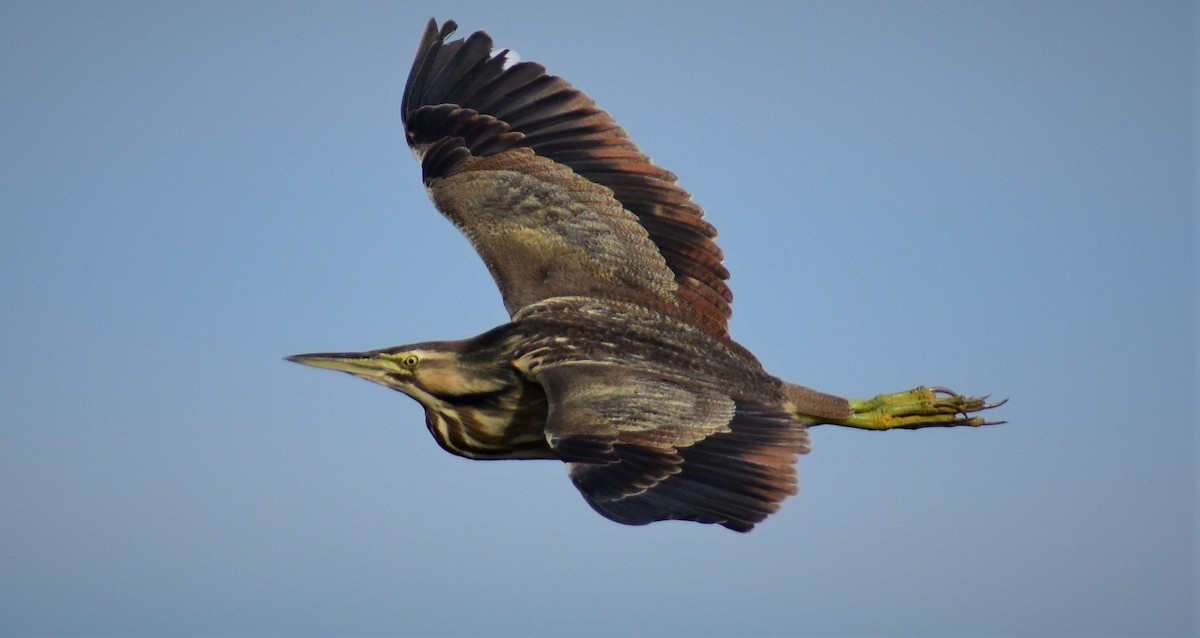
[288,19,1003,532]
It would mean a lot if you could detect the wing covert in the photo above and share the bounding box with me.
[426,143,685,320]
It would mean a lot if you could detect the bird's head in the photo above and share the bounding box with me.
[288,328,528,407]
[285,339,516,409]
[286,330,552,460]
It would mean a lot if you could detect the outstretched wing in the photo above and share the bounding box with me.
[402,19,733,337]
[534,361,810,532]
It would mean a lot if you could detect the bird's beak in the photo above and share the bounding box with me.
[285,351,391,381]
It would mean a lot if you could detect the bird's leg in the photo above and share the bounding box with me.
[796,386,1006,430]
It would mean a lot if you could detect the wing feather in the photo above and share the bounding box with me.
[403,18,733,336]
[535,361,809,532]
[426,144,684,317]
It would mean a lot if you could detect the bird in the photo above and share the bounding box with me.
[287,18,1004,532]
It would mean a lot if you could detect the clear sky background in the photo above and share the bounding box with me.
[2,1,1195,636]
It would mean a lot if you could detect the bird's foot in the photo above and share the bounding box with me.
[831,386,1006,430]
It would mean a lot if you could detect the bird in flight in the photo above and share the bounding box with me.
[288,19,1003,532]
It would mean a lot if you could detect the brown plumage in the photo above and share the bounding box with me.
[402,19,731,336]
[287,19,1002,532]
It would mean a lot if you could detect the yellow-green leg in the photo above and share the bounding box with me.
[798,386,1006,430]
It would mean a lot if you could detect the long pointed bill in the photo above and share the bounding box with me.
[285,351,395,382]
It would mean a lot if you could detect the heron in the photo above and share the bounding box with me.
[287,19,1003,532]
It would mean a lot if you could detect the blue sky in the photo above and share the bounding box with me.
[1,1,1194,635]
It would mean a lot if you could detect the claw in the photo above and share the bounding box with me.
[821,386,1006,431]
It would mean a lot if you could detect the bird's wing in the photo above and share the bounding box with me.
[402,19,733,337]
[532,361,810,532]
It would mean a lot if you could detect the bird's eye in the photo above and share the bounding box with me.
[401,354,419,369]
